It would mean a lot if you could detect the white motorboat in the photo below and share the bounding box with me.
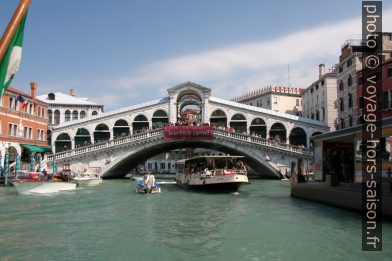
[175,155,249,192]
[73,176,103,186]
[11,172,76,194]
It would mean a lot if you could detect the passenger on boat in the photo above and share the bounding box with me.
[144,173,155,193]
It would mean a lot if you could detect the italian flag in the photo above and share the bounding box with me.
[0,13,27,95]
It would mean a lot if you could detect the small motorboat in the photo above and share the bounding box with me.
[136,180,161,194]
[73,175,103,187]
[11,171,76,195]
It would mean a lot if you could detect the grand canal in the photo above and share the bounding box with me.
[0,179,391,261]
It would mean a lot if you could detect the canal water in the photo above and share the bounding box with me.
[0,180,391,261]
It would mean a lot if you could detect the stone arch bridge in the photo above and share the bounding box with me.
[48,82,329,178]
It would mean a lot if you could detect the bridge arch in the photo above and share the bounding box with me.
[269,122,287,142]
[289,127,307,147]
[152,110,169,127]
[113,119,130,139]
[94,123,110,143]
[101,139,281,179]
[55,133,71,153]
[132,114,149,134]
[75,128,92,148]
[250,118,267,138]
[230,113,247,133]
[210,109,227,127]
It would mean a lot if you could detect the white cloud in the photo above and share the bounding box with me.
[113,8,392,102]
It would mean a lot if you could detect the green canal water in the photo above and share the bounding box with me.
[0,180,391,261]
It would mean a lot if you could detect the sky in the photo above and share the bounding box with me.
[1,0,392,111]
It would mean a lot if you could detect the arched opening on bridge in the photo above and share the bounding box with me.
[55,133,71,153]
[289,127,307,147]
[75,128,91,148]
[113,119,130,139]
[133,115,149,134]
[152,110,169,128]
[230,114,247,133]
[94,124,110,143]
[210,109,227,127]
[269,123,286,142]
[250,118,266,138]
[177,90,202,123]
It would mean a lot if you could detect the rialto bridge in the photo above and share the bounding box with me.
[47,82,329,178]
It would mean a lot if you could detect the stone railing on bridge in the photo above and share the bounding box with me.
[48,127,312,162]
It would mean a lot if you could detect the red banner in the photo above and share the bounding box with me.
[164,126,214,141]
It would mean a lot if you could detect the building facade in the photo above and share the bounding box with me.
[302,64,338,131]
[357,58,392,121]
[0,82,49,167]
[337,33,392,129]
[37,89,104,127]
[231,86,304,116]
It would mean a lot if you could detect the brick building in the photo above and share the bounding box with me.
[0,82,49,167]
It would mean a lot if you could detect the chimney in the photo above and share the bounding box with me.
[69,89,75,96]
[30,82,37,99]
[319,64,325,78]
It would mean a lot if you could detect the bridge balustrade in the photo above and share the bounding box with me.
[48,126,312,162]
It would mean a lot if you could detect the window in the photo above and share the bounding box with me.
[24,127,28,138]
[48,110,53,124]
[316,110,320,121]
[296,99,299,106]
[92,111,98,116]
[65,110,71,122]
[28,127,32,139]
[148,163,152,170]
[8,123,17,136]
[348,94,353,108]
[249,102,252,106]
[321,80,324,86]
[339,80,343,91]
[72,110,78,120]
[41,107,45,118]
[347,58,352,67]
[9,97,13,109]
[340,98,344,111]
[36,129,40,140]
[54,110,60,125]
[388,68,392,78]
[310,88,314,93]
[340,118,345,129]
[349,116,353,127]
[37,106,41,117]
[28,104,33,114]
[348,74,353,86]
[339,67,343,73]
[315,84,319,90]
[273,97,277,104]
[160,162,165,170]
[80,111,86,119]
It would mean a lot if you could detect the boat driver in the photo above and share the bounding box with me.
[144,173,155,193]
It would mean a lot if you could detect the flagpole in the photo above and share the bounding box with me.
[0,0,31,62]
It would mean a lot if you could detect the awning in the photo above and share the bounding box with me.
[22,144,52,153]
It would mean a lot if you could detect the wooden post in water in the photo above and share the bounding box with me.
[0,0,31,61]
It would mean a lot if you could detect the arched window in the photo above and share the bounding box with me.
[72,110,78,120]
[48,109,53,124]
[340,98,344,111]
[348,94,353,108]
[348,74,353,86]
[92,111,98,116]
[339,80,344,91]
[65,110,71,122]
[54,110,60,125]
[80,111,86,119]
